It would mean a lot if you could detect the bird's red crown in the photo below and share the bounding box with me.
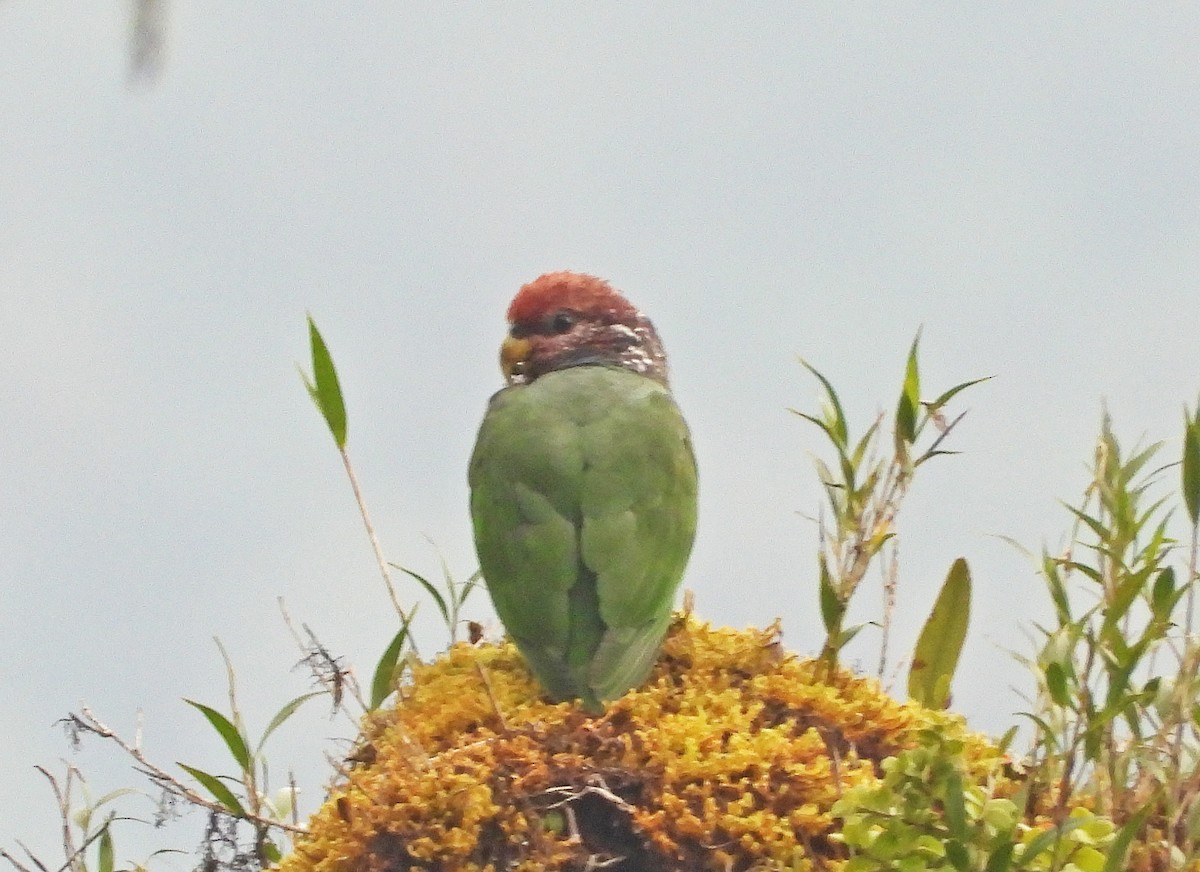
[506,272,639,326]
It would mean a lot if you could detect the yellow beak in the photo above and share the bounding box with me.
[500,335,532,384]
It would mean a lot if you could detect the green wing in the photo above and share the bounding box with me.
[469,365,698,709]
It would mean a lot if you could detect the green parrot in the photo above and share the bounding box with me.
[469,271,698,711]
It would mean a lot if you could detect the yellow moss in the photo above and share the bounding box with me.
[279,616,997,872]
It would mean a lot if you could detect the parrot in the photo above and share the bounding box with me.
[469,271,698,711]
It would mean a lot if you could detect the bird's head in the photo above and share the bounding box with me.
[499,272,670,387]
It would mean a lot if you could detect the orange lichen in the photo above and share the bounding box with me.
[279,617,999,872]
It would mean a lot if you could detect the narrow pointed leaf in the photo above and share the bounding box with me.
[1045,662,1071,708]
[184,699,251,772]
[256,691,324,755]
[798,358,848,446]
[928,376,993,412]
[395,564,449,627]
[177,763,246,816]
[97,826,114,872]
[818,556,842,634]
[1151,567,1177,621]
[370,608,418,709]
[305,316,347,448]
[1184,406,1200,526]
[894,331,921,446]
[908,558,971,709]
[1102,802,1153,872]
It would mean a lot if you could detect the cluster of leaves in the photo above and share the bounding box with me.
[794,333,984,705]
[832,728,1132,872]
[1014,405,1200,863]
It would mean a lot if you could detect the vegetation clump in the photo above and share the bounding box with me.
[281,617,1000,871]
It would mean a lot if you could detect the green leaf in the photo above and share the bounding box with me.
[395,564,449,628]
[303,315,347,448]
[1041,551,1072,625]
[908,558,971,709]
[798,358,849,447]
[97,825,114,872]
[894,331,922,447]
[370,608,418,710]
[818,555,842,634]
[984,840,1014,872]
[1184,405,1200,527]
[256,691,324,755]
[927,376,993,413]
[1045,662,1072,708]
[1151,567,1177,622]
[1102,802,1152,872]
[942,771,968,841]
[184,699,251,772]
[177,763,247,816]
[260,840,282,865]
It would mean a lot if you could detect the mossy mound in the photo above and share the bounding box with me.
[280,616,1001,871]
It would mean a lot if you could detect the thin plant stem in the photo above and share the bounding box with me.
[340,448,419,656]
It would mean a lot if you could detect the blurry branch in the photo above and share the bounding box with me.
[128,0,168,86]
[62,709,305,836]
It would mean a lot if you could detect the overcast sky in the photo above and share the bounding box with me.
[3,2,1199,863]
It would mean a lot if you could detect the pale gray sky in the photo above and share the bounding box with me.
[3,3,1199,862]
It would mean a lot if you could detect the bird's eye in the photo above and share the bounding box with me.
[549,311,576,334]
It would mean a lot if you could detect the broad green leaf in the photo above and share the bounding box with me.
[184,699,251,772]
[908,558,971,709]
[303,316,347,448]
[177,763,246,816]
[370,608,417,709]
[256,691,324,755]
[894,331,921,447]
[1184,406,1200,526]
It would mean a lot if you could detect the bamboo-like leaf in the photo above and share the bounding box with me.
[1102,802,1153,872]
[894,331,922,447]
[818,556,841,634]
[370,609,418,710]
[177,762,246,816]
[798,358,848,446]
[1184,405,1200,526]
[927,375,993,413]
[942,771,967,841]
[97,825,114,872]
[256,691,324,755]
[1045,662,1071,708]
[303,316,347,448]
[1041,551,1072,625]
[184,699,251,772]
[1151,567,1177,621]
[395,564,449,628]
[1061,503,1110,542]
[984,841,1014,872]
[908,558,971,709]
